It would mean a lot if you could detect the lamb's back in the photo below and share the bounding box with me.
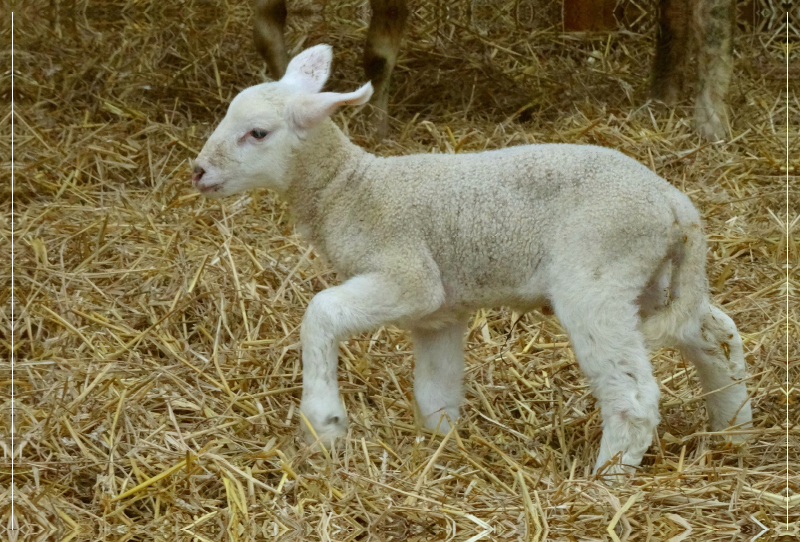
[376,144,678,246]
[320,143,687,305]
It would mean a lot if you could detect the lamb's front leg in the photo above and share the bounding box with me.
[300,272,443,444]
[412,320,467,432]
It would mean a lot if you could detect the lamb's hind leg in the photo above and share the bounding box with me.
[253,0,289,79]
[411,320,467,432]
[676,305,752,440]
[364,0,408,137]
[551,285,661,476]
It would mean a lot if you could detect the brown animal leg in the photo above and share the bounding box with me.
[652,0,690,104]
[364,0,409,137]
[692,0,734,141]
[253,0,290,79]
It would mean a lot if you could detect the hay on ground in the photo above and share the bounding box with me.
[2,1,797,541]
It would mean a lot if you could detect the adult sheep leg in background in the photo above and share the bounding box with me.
[252,0,409,137]
[652,0,691,104]
[364,0,409,137]
[253,0,290,79]
[652,0,734,141]
[256,1,732,140]
[692,0,735,141]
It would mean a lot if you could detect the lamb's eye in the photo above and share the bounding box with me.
[250,129,269,140]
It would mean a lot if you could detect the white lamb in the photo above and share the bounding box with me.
[192,44,752,474]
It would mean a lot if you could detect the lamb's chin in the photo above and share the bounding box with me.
[197,179,237,199]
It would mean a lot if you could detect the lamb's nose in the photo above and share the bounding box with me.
[191,165,206,185]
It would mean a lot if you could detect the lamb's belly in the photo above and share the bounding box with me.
[440,269,549,312]
[455,285,547,310]
[400,275,549,330]
[409,287,548,331]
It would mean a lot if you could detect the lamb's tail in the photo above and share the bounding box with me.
[639,190,711,348]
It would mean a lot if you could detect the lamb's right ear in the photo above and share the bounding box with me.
[280,44,332,94]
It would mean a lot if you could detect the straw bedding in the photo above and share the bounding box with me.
[2,1,797,540]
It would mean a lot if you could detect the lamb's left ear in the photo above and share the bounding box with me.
[287,83,374,131]
[281,44,333,93]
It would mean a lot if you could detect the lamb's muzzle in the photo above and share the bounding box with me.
[191,165,205,185]
[192,43,752,479]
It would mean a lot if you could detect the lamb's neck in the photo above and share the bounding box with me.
[284,120,370,234]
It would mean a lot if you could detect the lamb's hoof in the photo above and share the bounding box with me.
[723,436,748,449]
[300,407,348,446]
[421,408,459,434]
[718,426,750,446]
[593,454,637,486]
[712,410,752,445]
[594,463,635,486]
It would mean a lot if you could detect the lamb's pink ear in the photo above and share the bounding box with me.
[287,83,374,131]
[280,44,333,93]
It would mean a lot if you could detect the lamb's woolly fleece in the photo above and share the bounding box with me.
[193,45,751,474]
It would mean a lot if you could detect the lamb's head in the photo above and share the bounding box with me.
[192,44,373,198]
